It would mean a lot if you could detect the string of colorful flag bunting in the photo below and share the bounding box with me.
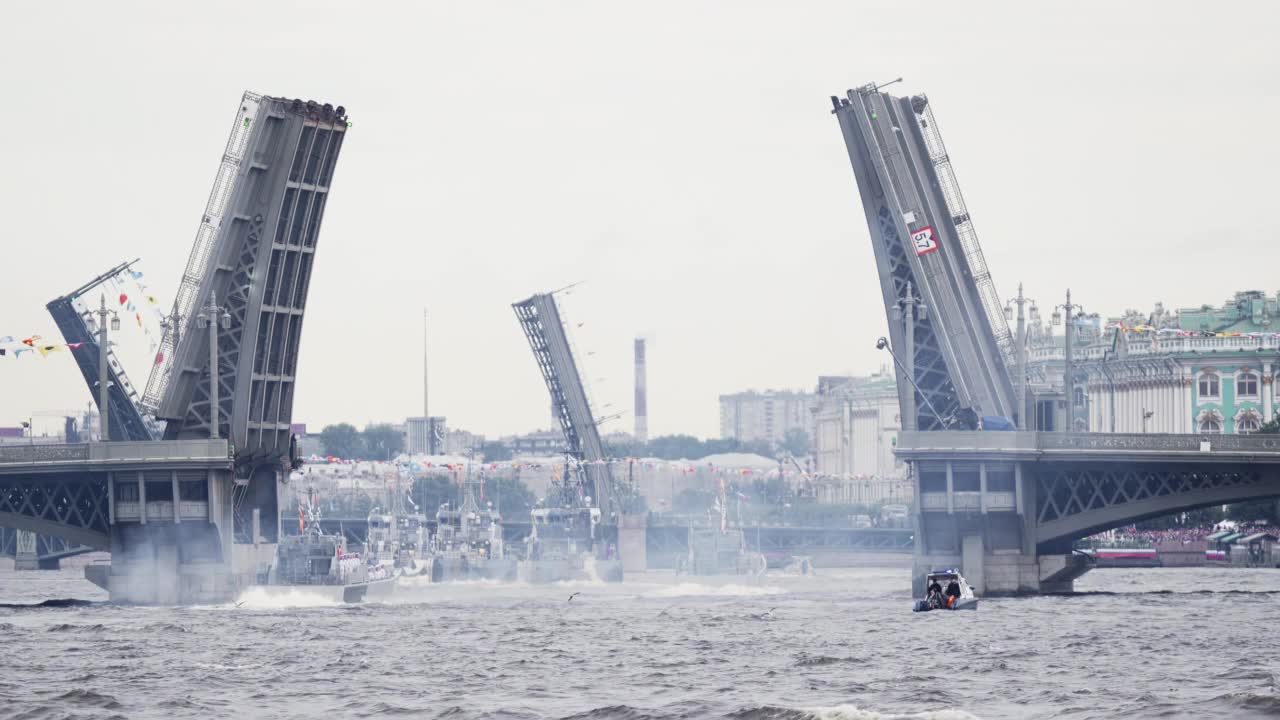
[0,335,87,358]
[305,455,889,482]
[1105,323,1280,339]
[2,267,168,365]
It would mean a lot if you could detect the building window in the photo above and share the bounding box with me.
[1073,387,1085,408]
[1198,372,1220,399]
[1237,372,1259,398]
[1199,418,1222,434]
[1238,417,1260,434]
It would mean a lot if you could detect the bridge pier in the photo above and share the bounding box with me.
[618,514,647,572]
[0,439,281,603]
[100,458,278,604]
[13,529,39,570]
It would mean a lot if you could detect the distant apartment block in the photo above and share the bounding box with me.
[718,389,816,446]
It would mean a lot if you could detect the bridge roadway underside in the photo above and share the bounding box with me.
[0,440,276,603]
[896,431,1280,596]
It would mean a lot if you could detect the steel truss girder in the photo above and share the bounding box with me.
[1034,463,1280,550]
[1037,466,1265,525]
[874,205,961,430]
[0,473,109,549]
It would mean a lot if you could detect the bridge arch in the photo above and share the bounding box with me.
[1035,464,1280,552]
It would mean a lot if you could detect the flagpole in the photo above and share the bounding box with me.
[430,307,435,448]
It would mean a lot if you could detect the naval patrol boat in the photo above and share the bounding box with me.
[426,475,517,582]
[517,478,623,583]
[258,493,397,603]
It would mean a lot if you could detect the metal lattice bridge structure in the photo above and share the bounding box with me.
[830,82,1280,594]
[0,93,348,602]
[513,292,623,520]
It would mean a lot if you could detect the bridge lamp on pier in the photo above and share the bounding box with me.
[1004,285,1033,431]
[1051,290,1085,433]
[196,293,232,440]
[887,282,934,432]
[83,296,121,441]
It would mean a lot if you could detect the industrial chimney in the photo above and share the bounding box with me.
[634,337,648,444]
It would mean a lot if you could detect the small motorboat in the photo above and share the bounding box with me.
[913,569,978,612]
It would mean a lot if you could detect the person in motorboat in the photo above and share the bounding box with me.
[926,578,944,608]
[945,579,961,608]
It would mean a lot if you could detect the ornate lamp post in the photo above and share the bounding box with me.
[84,295,120,441]
[889,281,931,431]
[1004,284,1033,430]
[195,292,232,439]
[1052,289,1085,433]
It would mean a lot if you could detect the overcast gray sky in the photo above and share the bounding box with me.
[2,1,1277,439]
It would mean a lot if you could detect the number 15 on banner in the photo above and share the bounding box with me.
[911,226,939,256]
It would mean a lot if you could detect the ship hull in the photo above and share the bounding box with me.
[517,556,624,583]
[253,576,398,604]
[429,555,518,583]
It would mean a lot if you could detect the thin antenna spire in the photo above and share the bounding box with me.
[430,308,435,420]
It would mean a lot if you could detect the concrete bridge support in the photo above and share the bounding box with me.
[98,462,277,604]
[617,514,647,573]
[1,439,278,604]
[14,529,38,570]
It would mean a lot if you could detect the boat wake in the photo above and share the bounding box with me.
[231,586,344,609]
[642,583,786,599]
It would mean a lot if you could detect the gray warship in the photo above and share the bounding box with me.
[678,482,766,577]
[365,482,431,576]
[518,480,623,583]
[426,476,516,582]
[258,494,396,603]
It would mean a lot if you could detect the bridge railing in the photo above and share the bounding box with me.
[0,439,231,466]
[1029,334,1280,363]
[0,444,91,464]
[898,431,1280,457]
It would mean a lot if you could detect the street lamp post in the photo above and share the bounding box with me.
[890,281,929,431]
[1004,284,1032,430]
[196,292,232,439]
[86,295,120,442]
[1052,289,1084,433]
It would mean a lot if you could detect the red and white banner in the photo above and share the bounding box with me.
[911,226,939,256]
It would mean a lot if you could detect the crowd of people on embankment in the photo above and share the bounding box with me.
[1083,523,1280,548]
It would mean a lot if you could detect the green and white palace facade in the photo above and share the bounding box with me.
[1032,290,1280,434]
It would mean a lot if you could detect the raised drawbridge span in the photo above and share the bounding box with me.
[513,292,621,520]
[831,82,1280,594]
[1,93,348,602]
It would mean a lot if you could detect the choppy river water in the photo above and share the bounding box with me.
[1,560,1278,719]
